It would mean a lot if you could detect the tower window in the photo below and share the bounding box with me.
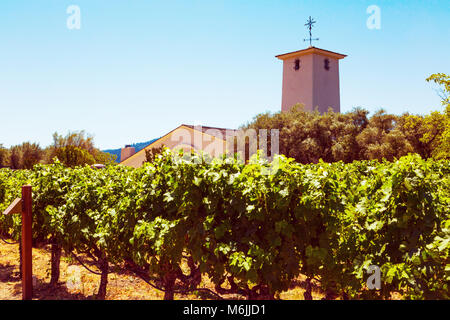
[294,59,300,70]
[324,59,330,71]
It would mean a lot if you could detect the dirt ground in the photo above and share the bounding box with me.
[0,239,324,300]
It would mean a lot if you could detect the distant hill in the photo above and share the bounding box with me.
[103,138,159,163]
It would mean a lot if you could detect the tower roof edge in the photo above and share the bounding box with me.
[276,47,347,61]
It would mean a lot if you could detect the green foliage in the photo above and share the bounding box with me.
[243,74,450,162]
[356,110,413,161]
[0,145,9,168]
[427,73,450,107]
[51,131,97,154]
[0,150,448,300]
[9,142,43,169]
[47,130,116,166]
[92,149,117,165]
[425,73,450,159]
[399,111,447,159]
[144,145,165,163]
[1,131,115,170]
[242,105,368,163]
[54,145,96,167]
[243,106,419,163]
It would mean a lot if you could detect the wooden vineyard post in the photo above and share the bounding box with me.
[21,185,33,300]
[2,185,33,300]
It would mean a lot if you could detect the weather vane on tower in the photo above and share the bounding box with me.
[304,16,319,47]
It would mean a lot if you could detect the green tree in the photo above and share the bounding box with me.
[425,73,450,159]
[0,145,9,168]
[427,73,450,107]
[356,110,413,161]
[395,73,450,160]
[243,75,450,163]
[54,145,96,167]
[398,111,446,159]
[9,142,43,169]
[47,131,116,165]
[51,130,96,153]
[244,105,414,163]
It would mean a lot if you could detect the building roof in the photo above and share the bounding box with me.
[119,124,236,166]
[276,46,347,61]
[182,124,237,139]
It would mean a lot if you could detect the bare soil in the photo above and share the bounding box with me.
[0,239,323,300]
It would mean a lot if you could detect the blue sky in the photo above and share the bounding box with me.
[0,0,449,149]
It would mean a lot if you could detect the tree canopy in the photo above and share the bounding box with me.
[9,142,44,169]
[0,131,115,169]
[47,130,116,166]
[242,74,449,164]
[0,144,10,168]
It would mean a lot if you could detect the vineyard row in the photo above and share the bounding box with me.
[0,151,448,300]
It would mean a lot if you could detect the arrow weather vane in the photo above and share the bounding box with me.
[304,16,319,47]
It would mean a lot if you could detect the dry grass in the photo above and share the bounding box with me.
[0,240,323,300]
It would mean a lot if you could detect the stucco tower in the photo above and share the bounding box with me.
[276,47,346,113]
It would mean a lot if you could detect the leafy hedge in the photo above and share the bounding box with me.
[0,151,448,299]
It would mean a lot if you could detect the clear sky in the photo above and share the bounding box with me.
[0,0,449,149]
